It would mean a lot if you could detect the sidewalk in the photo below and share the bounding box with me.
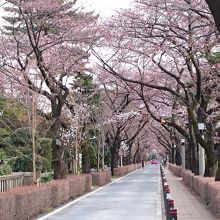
[164,168,218,220]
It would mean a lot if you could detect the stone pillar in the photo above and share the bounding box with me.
[181,145,185,169]
[199,142,205,176]
[181,139,185,169]
[198,124,205,176]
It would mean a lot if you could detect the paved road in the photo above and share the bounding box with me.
[38,164,162,220]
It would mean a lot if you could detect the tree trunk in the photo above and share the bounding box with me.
[205,0,220,33]
[111,144,119,175]
[215,155,220,181]
[106,132,121,175]
[204,147,214,177]
[191,141,199,175]
[133,146,140,164]
[52,136,66,179]
[48,98,66,179]
[172,146,175,164]
[185,147,190,170]
[82,142,91,173]
[204,124,215,177]
[188,115,199,174]
[124,152,133,165]
[175,150,182,166]
[136,152,141,163]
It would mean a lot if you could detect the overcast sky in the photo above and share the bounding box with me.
[0,0,133,24]
[82,0,132,16]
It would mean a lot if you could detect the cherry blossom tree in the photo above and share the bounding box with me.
[205,0,220,33]
[0,0,98,179]
[94,73,149,173]
[94,0,220,177]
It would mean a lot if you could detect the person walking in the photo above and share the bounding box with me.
[142,159,145,168]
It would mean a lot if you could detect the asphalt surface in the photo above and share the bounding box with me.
[38,164,162,220]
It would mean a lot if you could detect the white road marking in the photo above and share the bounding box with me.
[157,165,163,220]
[37,169,140,220]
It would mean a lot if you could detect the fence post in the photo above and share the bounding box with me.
[168,209,177,220]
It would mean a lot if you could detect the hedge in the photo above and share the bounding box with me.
[0,174,92,219]
[113,163,141,176]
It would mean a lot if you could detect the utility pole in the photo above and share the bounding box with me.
[74,125,78,175]
[31,92,37,183]
[97,135,100,172]
[101,128,105,170]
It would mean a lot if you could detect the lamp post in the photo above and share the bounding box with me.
[198,123,205,176]
[181,139,186,169]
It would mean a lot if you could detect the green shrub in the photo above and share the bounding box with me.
[10,127,31,146]
[0,149,12,175]
[0,164,12,175]
[11,154,32,172]
[38,138,52,172]
[0,128,9,138]
[41,173,53,183]
[89,145,97,169]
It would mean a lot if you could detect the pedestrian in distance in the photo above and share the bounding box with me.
[142,159,145,168]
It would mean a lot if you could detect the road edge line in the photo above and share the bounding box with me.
[37,168,140,220]
[156,165,162,220]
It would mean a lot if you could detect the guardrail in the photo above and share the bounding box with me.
[160,165,177,220]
